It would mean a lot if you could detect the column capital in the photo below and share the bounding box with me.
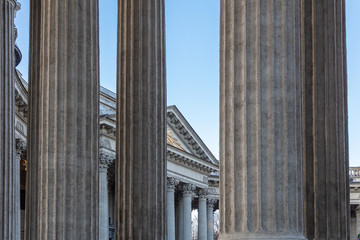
[15,138,26,155]
[99,153,113,170]
[207,198,218,208]
[167,177,179,190]
[197,188,209,199]
[181,183,196,196]
[356,206,360,214]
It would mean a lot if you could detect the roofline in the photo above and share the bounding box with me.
[166,105,219,165]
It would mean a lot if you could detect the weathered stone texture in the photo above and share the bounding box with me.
[116,0,166,239]
[0,0,19,239]
[220,1,305,239]
[301,1,349,239]
[25,1,99,239]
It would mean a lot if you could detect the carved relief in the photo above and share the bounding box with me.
[167,177,180,189]
[100,138,111,149]
[167,127,184,150]
[16,121,24,134]
[181,183,196,195]
[197,188,209,198]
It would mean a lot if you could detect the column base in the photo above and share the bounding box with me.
[220,233,307,240]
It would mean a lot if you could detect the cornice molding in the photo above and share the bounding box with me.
[167,147,218,174]
[167,111,208,160]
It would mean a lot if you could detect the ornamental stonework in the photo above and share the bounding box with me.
[167,177,179,189]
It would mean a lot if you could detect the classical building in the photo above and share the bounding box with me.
[13,50,220,239]
[1,1,348,240]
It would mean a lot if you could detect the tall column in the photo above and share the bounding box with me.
[99,154,111,240]
[220,1,305,239]
[198,189,208,240]
[25,1,99,239]
[356,207,360,238]
[0,0,20,239]
[15,139,25,240]
[116,0,166,239]
[301,1,349,239]
[167,177,179,240]
[182,184,195,240]
[178,196,184,240]
[207,199,216,240]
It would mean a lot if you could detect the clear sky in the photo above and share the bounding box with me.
[14,1,359,164]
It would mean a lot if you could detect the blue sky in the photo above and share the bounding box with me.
[14,1,359,164]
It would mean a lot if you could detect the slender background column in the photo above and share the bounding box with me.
[15,139,25,240]
[198,189,208,240]
[0,1,20,239]
[207,199,216,240]
[178,196,184,240]
[167,177,179,240]
[182,184,194,240]
[301,1,349,239]
[356,207,360,238]
[25,1,99,239]
[99,154,110,240]
[116,0,166,239]
[220,1,305,239]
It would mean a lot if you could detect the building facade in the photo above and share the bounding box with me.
[13,62,219,239]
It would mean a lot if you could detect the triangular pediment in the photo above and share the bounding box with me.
[167,125,192,153]
[166,106,219,165]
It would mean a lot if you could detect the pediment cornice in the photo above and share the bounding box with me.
[167,106,219,165]
[167,145,219,174]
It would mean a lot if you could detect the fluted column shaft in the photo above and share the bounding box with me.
[25,1,99,239]
[0,1,20,239]
[207,200,215,240]
[99,158,110,240]
[178,197,184,240]
[301,1,348,239]
[167,178,179,240]
[116,0,166,239]
[182,184,194,240]
[198,191,208,240]
[220,1,305,239]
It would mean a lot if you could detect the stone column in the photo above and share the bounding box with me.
[15,139,25,240]
[178,196,184,240]
[182,184,195,240]
[0,1,20,239]
[99,154,111,240]
[167,177,179,240]
[116,0,166,239]
[301,1,349,239]
[207,199,216,240]
[25,1,99,239]
[220,1,305,239]
[198,189,208,240]
[356,207,360,239]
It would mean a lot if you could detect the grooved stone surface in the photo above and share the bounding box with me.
[25,1,99,239]
[302,1,349,239]
[116,0,166,239]
[220,1,305,239]
[0,0,19,239]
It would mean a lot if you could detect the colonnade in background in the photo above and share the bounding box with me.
[99,163,219,240]
[0,0,348,239]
